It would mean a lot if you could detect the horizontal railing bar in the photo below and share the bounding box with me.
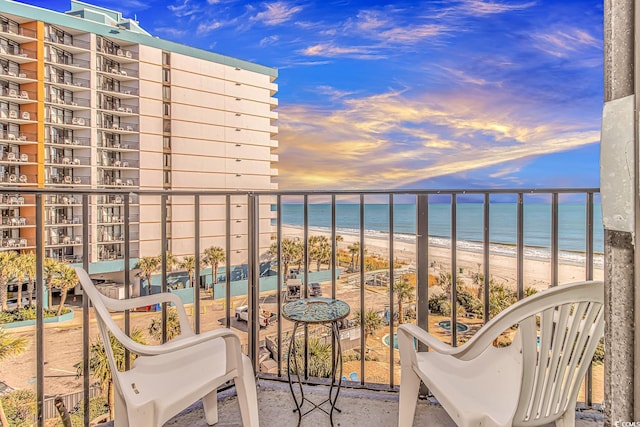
[0,187,601,196]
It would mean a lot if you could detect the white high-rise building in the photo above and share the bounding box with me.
[0,0,278,274]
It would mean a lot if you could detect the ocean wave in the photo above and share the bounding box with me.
[283,224,603,268]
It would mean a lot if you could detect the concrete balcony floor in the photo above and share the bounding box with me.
[102,380,605,427]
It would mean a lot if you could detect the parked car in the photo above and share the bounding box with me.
[309,282,322,297]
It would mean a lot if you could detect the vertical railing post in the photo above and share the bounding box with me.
[35,192,44,427]
[276,194,283,377]
[194,195,201,334]
[451,194,458,347]
[303,195,309,380]
[160,194,168,343]
[124,194,131,370]
[359,194,365,384]
[416,194,429,339]
[247,193,260,371]
[516,193,524,300]
[483,193,490,323]
[82,193,90,426]
[225,195,231,327]
[388,194,395,388]
[551,192,559,287]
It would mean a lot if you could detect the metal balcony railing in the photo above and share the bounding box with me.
[0,187,603,426]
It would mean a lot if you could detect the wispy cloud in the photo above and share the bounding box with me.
[300,43,382,59]
[531,27,600,58]
[458,0,537,16]
[260,35,280,46]
[275,88,599,189]
[251,1,303,25]
[197,21,223,34]
[167,0,198,17]
[153,27,189,37]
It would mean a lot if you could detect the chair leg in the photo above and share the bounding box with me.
[114,390,130,427]
[398,367,421,427]
[234,356,260,427]
[202,389,218,425]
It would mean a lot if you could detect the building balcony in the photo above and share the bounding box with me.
[44,35,90,53]
[0,188,607,427]
[45,115,90,128]
[44,175,88,186]
[97,83,138,97]
[98,47,138,62]
[0,172,34,184]
[0,109,36,123]
[44,156,89,167]
[97,66,138,81]
[45,75,91,91]
[0,24,37,43]
[99,122,137,133]
[0,45,36,63]
[0,67,36,83]
[45,96,91,110]
[0,131,35,145]
[44,56,90,72]
[98,104,138,115]
[44,136,90,148]
[0,87,36,103]
[97,158,138,168]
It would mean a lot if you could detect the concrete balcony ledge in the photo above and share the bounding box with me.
[98,380,604,427]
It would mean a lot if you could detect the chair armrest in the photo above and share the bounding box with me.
[101,292,183,312]
[119,327,242,358]
[102,292,194,337]
[398,324,463,356]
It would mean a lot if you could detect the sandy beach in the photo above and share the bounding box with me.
[280,225,604,291]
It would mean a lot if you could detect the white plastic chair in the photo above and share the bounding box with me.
[398,280,604,427]
[74,267,259,427]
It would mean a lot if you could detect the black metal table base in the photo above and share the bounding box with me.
[287,321,344,426]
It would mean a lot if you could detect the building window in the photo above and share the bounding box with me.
[163,136,171,149]
[162,85,170,100]
[163,170,171,185]
[163,119,170,134]
[163,102,170,116]
[162,51,170,66]
[162,68,170,83]
[163,153,171,168]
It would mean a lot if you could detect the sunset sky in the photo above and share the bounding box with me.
[20,0,603,190]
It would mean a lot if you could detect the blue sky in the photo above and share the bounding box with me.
[19,0,603,190]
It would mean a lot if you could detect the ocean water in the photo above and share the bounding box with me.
[279,203,604,255]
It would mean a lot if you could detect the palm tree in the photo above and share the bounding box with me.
[134,256,161,296]
[51,265,78,316]
[309,236,331,271]
[393,276,415,324]
[0,251,18,312]
[16,253,35,308]
[148,307,181,342]
[81,329,146,420]
[178,256,198,287]
[347,242,360,272]
[289,336,332,378]
[203,246,225,287]
[0,327,26,426]
[164,251,177,273]
[44,257,62,310]
[354,307,384,336]
[269,238,303,283]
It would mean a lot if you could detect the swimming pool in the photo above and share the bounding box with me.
[437,320,470,333]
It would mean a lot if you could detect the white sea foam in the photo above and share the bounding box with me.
[284,224,603,269]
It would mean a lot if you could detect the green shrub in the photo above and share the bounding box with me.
[1,389,36,426]
[428,293,451,316]
[0,307,71,324]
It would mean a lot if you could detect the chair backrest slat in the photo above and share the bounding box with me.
[513,283,604,426]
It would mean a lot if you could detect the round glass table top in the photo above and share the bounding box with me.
[282,298,350,324]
